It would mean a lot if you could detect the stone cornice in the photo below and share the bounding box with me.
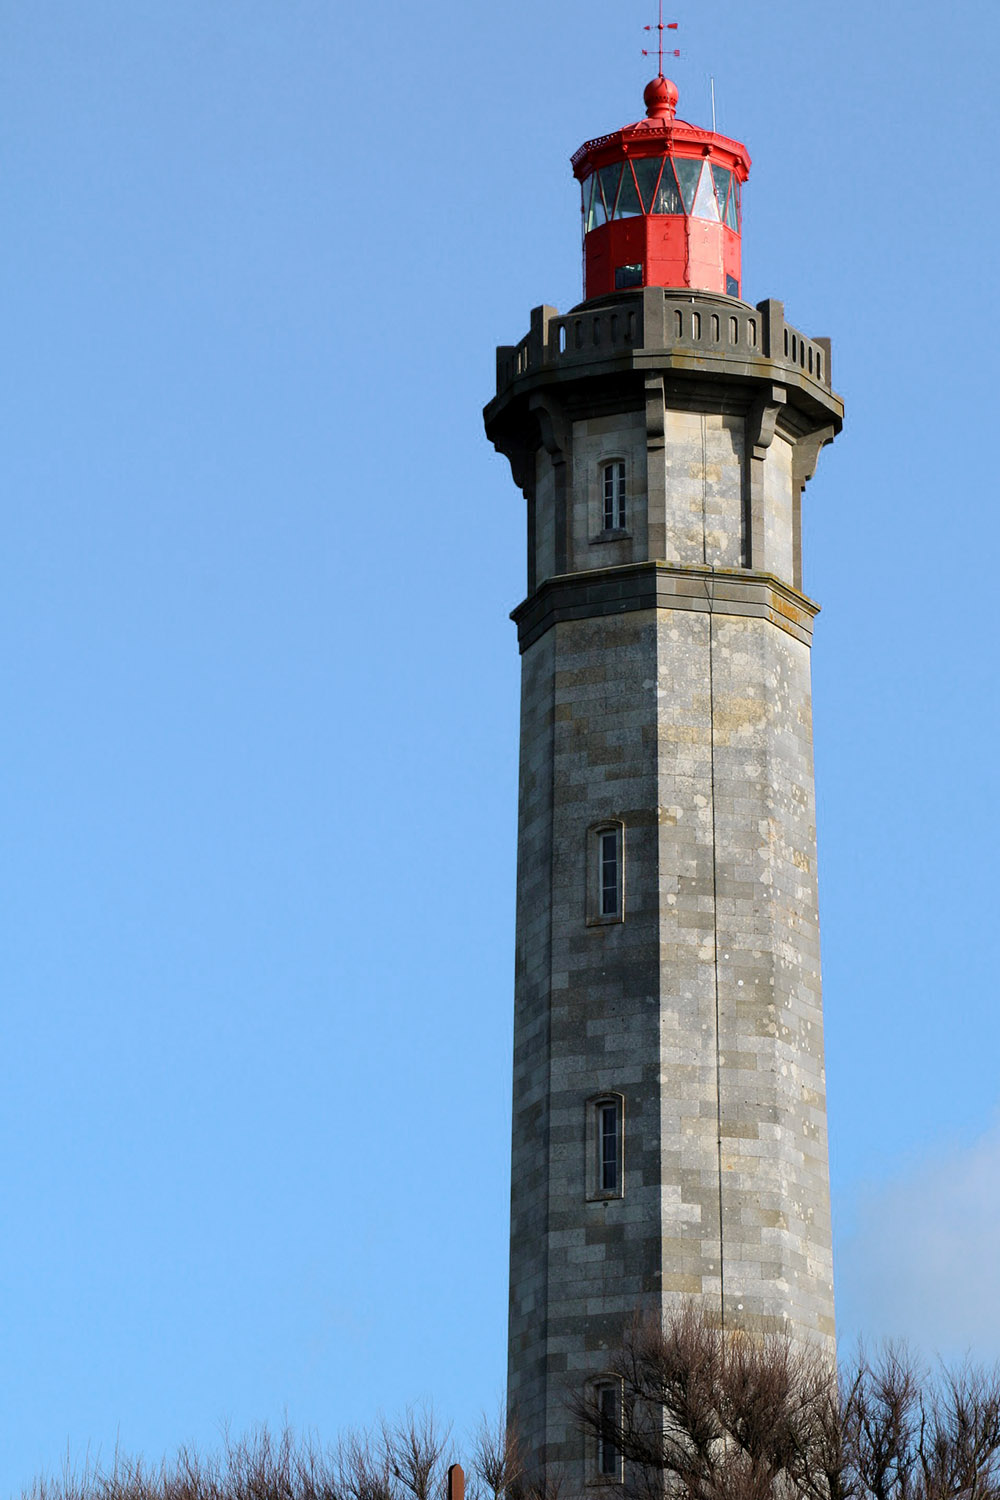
[485,290,843,442]
[511,561,820,653]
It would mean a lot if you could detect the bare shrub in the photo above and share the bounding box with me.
[21,1418,453,1500]
[470,1404,524,1500]
[572,1309,1000,1500]
[20,1340,1000,1500]
[467,1407,560,1500]
[842,1345,1000,1500]
[381,1410,450,1500]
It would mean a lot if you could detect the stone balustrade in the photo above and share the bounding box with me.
[495,288,835,408]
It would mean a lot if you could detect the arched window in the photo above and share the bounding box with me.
[586,1093,625,1201]
[601,460,627,532]
[587,820,625,924]
[590,1376,623,1481]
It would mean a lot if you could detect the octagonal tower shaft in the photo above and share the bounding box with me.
[485,280,842,1492]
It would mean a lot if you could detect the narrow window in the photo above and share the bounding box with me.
[586,1094,625,1201]
[601,463,627,532]
[587,821,625,924]
[614,262,643,290]
[600,830,619,914]
[594,1380,621,1479]
[599,1102,618,1192]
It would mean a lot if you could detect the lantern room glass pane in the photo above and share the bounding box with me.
[581,173,595,231]
[633,156,663,212]
[654,158,683,214]
[692,162,719,219]
[712,165,732,218]
[673,157,702,213]
[725,179,739,230]
[591,174,607,229]
[615,164,643,219]
[598,164,622,220]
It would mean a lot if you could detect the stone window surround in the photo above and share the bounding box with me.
[586,1092,625,1204]
[587,1374,625,1485]
[587,819,626,926]
[592,455,632,543]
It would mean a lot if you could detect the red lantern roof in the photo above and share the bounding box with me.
[572,76,752,302]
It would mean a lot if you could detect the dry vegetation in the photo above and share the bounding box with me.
[20,1408,549,1500]
[574,1309,1000,1500]
[21,1313,1000,1500]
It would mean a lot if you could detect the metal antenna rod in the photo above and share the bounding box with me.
[711,75,717,131]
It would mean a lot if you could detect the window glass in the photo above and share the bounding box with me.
[733,177,742,227]
[726,274,739,297]
[597,1385,619,1476]
[633,156,663,212]
[598,164,622,221]
[603,466,615,531]
[591,179,607,229]
[692,161,720,219]
[600,830,619,915]
[725,178,739,230]
[581,174,596,232]
[712,164,732,219]
[602,461,627,529]
[600,1105,618,1192]
[653,158,683,215]
[589,820,624,924]
[672,158,702,213]
[587,1094,624,1202]
[615,163,643,219]
[614,263,643,290]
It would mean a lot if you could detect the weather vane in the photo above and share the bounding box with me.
[643,0,680,74]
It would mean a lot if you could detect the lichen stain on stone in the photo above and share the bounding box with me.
[713,697,767,731]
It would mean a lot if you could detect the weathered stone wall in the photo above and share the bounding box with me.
[568,411,648,574]
[762,433,795,584]
[495,296,841,1494]
[508,625,556,1454]
[660,411,744,567]
[510,606,832,1490]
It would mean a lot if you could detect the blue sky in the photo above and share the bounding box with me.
[1,0,998,1492]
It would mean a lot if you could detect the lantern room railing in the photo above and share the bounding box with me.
[495,291,833,400]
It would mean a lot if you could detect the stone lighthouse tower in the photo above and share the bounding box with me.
[485,63,842,1491]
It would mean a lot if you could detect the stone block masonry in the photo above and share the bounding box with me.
[485,286,842,1493]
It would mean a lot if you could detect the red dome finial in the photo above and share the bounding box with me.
[644,74,678,120]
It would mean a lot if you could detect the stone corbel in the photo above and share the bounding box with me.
[492,436,534,498]
[792,424,836,495]
[528,392,573,577]
[746,384,787,569]
[788,424,835,592]
[749,384,787,460]
[644,375,667,562]
[490,431,540,592]
[529,391,571,465]
[644,375,665,454]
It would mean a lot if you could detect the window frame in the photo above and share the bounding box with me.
[614,263,644,290]
[586,1093,625,1203]
[587,820,625,925]
[588,1376,624,1484]
[599,458,628,534]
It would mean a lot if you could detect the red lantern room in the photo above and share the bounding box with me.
[573,74,751,301]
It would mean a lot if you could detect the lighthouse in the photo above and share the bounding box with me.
[484,60,843,1492]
